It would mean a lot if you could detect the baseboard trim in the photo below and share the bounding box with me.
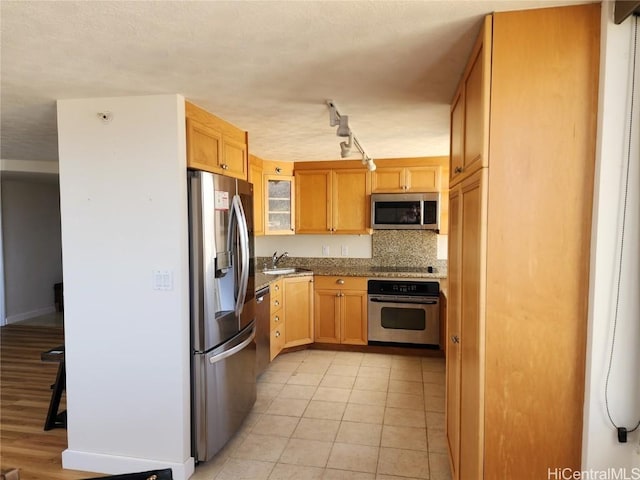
[62,449,195,480]
[5,305,56,324]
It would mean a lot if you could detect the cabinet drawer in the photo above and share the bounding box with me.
[270,325,286,360]
[270,280,283,308]
[270,309,284,330]
[314,276,368,291]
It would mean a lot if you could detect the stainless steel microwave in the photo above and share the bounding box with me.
[371,193,439,230]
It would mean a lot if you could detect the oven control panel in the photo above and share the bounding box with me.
[367,280,440,297]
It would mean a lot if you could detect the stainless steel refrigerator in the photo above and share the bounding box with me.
[188,170,256,463]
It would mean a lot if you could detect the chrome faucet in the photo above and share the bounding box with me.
[272,251,289,268]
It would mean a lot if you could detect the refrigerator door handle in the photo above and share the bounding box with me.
[208,325,256,365]
[229,194,250,319]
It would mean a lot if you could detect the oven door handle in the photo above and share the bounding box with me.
[368,297,438,305]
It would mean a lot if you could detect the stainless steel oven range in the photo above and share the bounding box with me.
[367,279,440,346]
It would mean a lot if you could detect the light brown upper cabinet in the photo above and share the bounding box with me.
[448,20,490,188]
[372,158,447,193]
[294,161,371,235]
[248,155,264,236]
[186,102,248,180]
[445,5,600,480]
[263,162,295,235]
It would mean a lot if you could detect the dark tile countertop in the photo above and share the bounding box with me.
[255,266,446,292]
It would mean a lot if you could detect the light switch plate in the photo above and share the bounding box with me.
[153,270,173,291]
[322,245,330,256]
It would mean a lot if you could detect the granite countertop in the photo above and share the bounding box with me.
[255,266,446,291]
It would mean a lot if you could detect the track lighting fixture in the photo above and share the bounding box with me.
[325,99,376,171]
[340,133,353,158]
[336,115,350,137]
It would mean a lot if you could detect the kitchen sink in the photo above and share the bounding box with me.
[261,267,310,275]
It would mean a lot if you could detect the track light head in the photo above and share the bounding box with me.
[336,115,350,137]
[340,142,351,158]
[340,134,353,158]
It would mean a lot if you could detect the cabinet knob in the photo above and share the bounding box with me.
[221,164,229,170]
[274,284,279,291]
[454,166,463,174]
[275,330,281,338]
[274,300,280,307]
[450,335,460,344]
[336,279,345,285]
[274,315,280,323]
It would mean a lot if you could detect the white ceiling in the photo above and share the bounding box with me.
[1,0,589,165]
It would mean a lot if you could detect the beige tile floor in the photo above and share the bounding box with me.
[192,349,450,480]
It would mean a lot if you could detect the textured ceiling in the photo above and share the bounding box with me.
[1,0,590,164]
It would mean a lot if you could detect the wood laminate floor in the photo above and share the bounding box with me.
[0,323,97,480]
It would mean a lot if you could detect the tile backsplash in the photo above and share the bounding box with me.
[257,230,447,275]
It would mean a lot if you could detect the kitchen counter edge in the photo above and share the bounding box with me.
[255,268,447,292]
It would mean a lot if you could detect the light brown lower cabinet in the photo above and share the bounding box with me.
[283,276,314,348]
[314,276,368,345]
[269,279,284,360]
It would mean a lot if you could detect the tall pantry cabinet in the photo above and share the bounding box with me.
[446,4,600,480]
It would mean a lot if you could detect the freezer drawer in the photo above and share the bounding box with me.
[192,322,257,462]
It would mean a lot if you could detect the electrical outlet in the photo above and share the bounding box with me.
[322,245,330,256]
[341,245,349,256]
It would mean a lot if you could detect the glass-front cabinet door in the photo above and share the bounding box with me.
[264,174,295,235]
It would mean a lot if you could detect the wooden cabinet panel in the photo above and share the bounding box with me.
[483,5,599,478]
[371,167,405,192]
[248,155,264,236]
[341,291,367,345]
[186,118,222,172]
[449,17,490,188]
[295,168,370,234]
[313,276,368,345]
[270,324,285,361]
[314,289,340,344]
[295,170,332,234]
[405,166,438,192]
[446,187,461,478]
[450,92,464,185]
[458,172,484,480]
[372,165,439,193]
[332,169,371,234]
[446,5,599,480]
[221,136,247,179]
[464,50,484,171]
[269,278,285,360]
[283,276,314,348]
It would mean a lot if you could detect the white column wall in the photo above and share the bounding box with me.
[583,4,640,471]
[56,94,193,479]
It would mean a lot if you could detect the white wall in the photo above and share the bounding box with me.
[1,175,63,323]
[583,4,640,470]
[255,233,449,261]
[255,234,372,258]
[57,95,193,479]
